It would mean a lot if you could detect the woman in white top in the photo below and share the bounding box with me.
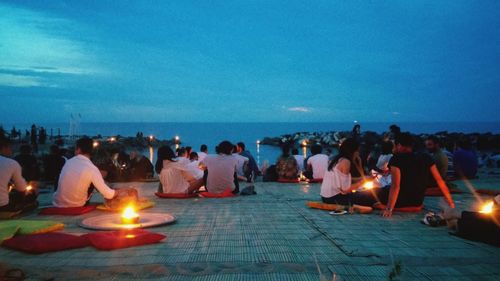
[155,146,203,194]
[320,138,365,205]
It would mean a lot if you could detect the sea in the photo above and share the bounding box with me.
[2,122,499,165]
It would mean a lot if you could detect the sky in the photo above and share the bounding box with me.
[0,0,499,123]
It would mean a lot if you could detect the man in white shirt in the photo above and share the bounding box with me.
[306,144,329,179]
[53,137,117,207]
[233,145,249,180]
[292,148,305,172]
[201,141,239,194]
[197,144,208,162]
[0,138,38,211]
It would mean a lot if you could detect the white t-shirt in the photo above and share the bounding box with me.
[307,154,329,179]
[53,155,116,207]
[201,154,237,193]
[0,155,28,206]
[320,166,352,198]
[160,159,195,194]
[187,160,204,180]
[232,153,249,177]
[294,155,305,171]
[197,152,208,162]
[376,154,393,171]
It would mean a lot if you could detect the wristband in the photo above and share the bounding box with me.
[385,208,393,212]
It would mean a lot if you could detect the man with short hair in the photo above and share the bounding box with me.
[233,145,249,181]
[356,133,455,217]
[305,144,329,179]
[237,142,260,178]
[425,135,448,180]
[201,141,239,194]
[0,138,38,211]
[53,137,117,207]
[198,144,208,162]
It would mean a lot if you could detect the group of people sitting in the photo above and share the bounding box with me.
[156,141,259,195]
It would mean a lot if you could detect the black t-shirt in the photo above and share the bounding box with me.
[389,152,434,207]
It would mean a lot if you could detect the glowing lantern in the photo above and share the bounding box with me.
[479,201,494,214]
[121,205,140,224]
[362,181,375,190]
[93,141,99,148]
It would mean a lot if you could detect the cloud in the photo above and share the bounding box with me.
[287,106,311,113]
[0,4,104,88]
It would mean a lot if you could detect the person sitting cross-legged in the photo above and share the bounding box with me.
[0,137,38,212]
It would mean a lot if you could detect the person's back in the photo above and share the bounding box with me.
[202,154,237,193]
[307,154,329,179]
[130,155,154,180]
[232,153,248,177]
[454,148,478,179]
[292,148,304,172]
[160,159,192,193]
[389,152,433,207]
[0,155,28,208]
[43,146,66,183]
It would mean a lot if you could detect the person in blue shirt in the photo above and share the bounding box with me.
[453,139,478,179]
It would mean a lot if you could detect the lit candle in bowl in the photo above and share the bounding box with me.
[121,205,140,224]
[362,181,375,190]
[479,201,494,214]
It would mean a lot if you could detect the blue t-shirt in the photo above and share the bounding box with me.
[453,148,478,178]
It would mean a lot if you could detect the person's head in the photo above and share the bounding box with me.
[237,142,246,152]
[185,146,192,156]
[425,135,441,153]
[394,132,414,153]
[200,144,208,153]
[352,124,361,133]
[189,152,199,161]
[19,144,32,155]
[218,141,233,155]
[0,137,12,156]
[381,141,394,155]
[281,144,291,157]
[311,144,322,155]
[233,145,238,154]
[390,124,401,134]
[75,137,94,156]
[328,138,360,171]
[177,147,187,158]
[155,146,176,173]
[291,148,299,155]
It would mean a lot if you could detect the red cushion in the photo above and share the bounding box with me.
[2,232,89,254]
[308,178,323,183]
[154,192,198,199]
[373,204,423,212]
[475,189,500,196]
[199,188,236,198]
[425,187,463,197]
[39,205,97,216]
[84,229,166,251]
[277,178,300,183]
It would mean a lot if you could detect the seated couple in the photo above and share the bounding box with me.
[157,141,240,195]
[52,137,135,208]
[0,138,38,212]
[320,134,455,218]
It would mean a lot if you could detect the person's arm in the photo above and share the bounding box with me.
[430,164,455,208]
[383,166,401,217]
[12,162,28,192]
[90,167,116,200]
[337,159,363,193]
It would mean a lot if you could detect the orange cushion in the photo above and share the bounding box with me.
[84,229,166,251]
[2,232,89,254]
[277,178,300,183]
[306,201,343,211]
[155,192,198,199]
[39,205,97,216]
[308,178,323,183]
[199,188,235,198]
[373,204,423,212]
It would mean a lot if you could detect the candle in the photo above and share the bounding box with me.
[479,201,494,214]
[362,181,375,190]
[121,205,140,224]
[149,146,154,163]
[149,135,154,141]
[108,137,116,142]
[93,141,99,148]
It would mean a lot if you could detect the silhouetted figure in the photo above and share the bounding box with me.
[129,151,154,180]
[43,145,66,186]
[14,145,40,182]
[39,127,47,145]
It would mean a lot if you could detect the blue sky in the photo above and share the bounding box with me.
[0,1,499,123]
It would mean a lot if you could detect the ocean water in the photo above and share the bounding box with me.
[2,122,499,164]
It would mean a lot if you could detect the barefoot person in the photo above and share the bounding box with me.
[53,137,117,207]
[0,138,38,212]
[320,138,365,205]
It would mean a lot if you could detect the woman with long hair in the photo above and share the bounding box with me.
[320,138,365,205]
[156,146,203,194]
[276,144,299,180]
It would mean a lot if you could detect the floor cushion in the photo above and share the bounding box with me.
[373,204,424,212]
[308,178,323,183]
[0,220,64,235]
[39,205,97,216]
[0,225,20,242]
[155,192,198,199]
[84,229,166,250]
[0,210,22,219]
[2,232,89,254]
[96,199,155,212]
[277,178,300,183]
[199,188,236,198]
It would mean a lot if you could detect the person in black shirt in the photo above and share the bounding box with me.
[14,144,40,182]
[354,133,455,217]
[42,145,66,185]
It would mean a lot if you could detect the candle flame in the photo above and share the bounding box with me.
[362,181,374,190]
[122,205,139,219]
[479,201,494,214]
[93,141,99,148]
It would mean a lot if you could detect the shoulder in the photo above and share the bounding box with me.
[1,156,21,170]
